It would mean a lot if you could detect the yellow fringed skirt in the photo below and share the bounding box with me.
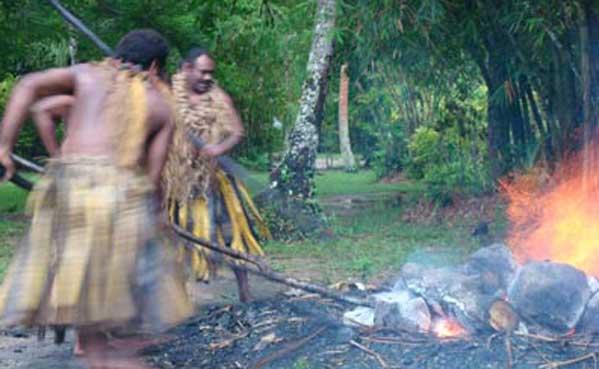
[0,157,192,331]
[168,169,271,281]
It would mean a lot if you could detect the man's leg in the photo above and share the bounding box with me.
[79,328,109,369]
[73,331,84,356]
[80,328,155,369]
[233,267,252,303]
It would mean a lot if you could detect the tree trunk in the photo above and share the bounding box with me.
[338,63,356,171]
[269,0,336,200]
[256,0,336,240]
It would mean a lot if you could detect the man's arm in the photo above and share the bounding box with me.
[31,95,75,157]
[201,92,244,157]
[0,67,76,180]
[147,116,174,189]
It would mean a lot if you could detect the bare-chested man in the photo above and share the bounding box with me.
[163,48,271,303]
[0,29,191,369]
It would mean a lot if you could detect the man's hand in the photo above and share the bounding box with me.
[0,147,15,182]
[200,144,225,158]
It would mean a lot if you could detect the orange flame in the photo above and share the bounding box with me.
[501,142,599,275]
[432,318,467,338]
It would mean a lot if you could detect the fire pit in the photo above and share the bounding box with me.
[344,243,599,339]
[145,293,599,369]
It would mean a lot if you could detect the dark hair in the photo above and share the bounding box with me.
[181,47,211,67]
[115,29,169,71]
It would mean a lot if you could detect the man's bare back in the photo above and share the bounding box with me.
[61,63,172,183]
[0,62,173,186]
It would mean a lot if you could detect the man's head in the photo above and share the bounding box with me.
[115,29,169,73]
[181,48,215,94]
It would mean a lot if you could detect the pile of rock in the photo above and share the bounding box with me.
[344,244,599,336]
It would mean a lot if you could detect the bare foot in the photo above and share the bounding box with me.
[73,333,84,356]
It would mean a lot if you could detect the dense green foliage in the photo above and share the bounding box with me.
[1,0,598,201]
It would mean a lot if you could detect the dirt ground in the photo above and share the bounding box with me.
[0,270,286,369]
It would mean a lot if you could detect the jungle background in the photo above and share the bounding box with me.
[1,0,598,284]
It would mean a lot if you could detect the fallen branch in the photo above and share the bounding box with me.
[539,352,597,369]
[349,340,390,369]
[250,325,328,369]
[515,332,570,343]
[209,330,250,350]
[505,335,513,369]
[171,224,374,308]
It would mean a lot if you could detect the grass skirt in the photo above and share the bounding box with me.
[168,169,271,281]
[0,157,192,331]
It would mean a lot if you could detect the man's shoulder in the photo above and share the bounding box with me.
[212,85,234,107]
[146,84,174,124]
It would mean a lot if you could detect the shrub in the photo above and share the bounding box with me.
[406,126,490,204]
[371,123,407,179]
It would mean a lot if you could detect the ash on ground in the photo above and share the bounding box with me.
[144,297,599,369]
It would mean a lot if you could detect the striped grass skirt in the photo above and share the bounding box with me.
[168,169,271,281]
[0,157,192,331]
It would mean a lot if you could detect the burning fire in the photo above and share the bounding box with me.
[432,318,467,338]
[501,141,599,275]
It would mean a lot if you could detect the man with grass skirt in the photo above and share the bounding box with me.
[164,48,271,303]
[0,29,192,369]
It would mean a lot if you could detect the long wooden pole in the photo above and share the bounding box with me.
[171,225,373,308]
[0,154,43,190]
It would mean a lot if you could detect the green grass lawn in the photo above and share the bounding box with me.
[248,169,421,197]
[263,204,485,284]
[0,218,25,277]
[0,176,36,277]
[0,181,30,214]
[0,169,505,283]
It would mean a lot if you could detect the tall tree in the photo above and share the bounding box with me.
[338,63,356,171]
[269,0,336,199]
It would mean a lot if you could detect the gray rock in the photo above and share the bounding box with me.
[508,261,590,333]
[333,326,357,344]
[373,291,431,332]
[577,291,599,334]
[343,307,375,328]
[399,264,492,333]
[588,277,599,294]
[463,243,518,295]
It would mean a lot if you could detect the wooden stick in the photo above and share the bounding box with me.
[0,154,43,191]
[349,340,390,369]
[171,224,374,308]
[11,154,44,173]
[515,332,568,343]
[540,352,597,369]
[505,335,513,369]
[172,224,269,270]
[250,326,328,369]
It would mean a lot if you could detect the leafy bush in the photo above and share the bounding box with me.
[406,126,490,204]
[371,123,408,178]
[236,152,271,172]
